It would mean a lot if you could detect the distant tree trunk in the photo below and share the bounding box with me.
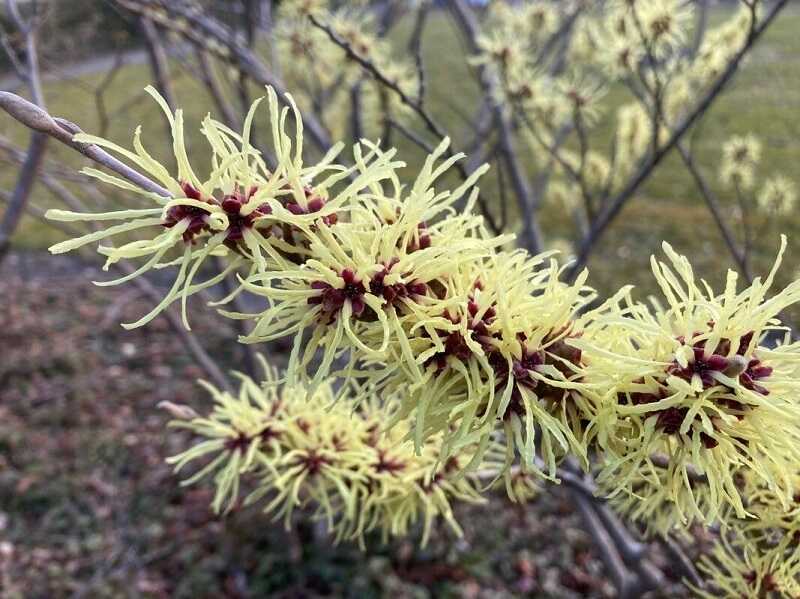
[0,132,47,259]
[242,0,258,45]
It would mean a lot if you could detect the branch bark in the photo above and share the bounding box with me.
[140,16,177,110]
[0,92,173,197]
[309,11,501,234]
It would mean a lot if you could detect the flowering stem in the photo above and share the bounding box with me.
[566,0,790,281]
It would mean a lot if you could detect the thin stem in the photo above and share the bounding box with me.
[408,3,430,106]
[0,0,47,263]
[676,143,752,281]
[0,92,173,198]
[447,0,541,252]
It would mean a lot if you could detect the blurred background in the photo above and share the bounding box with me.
[0,0,798,597]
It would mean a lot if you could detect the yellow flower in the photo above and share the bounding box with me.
[634,0,693,58]
[166,360,501,547]
[555,73,607,126]
[722,134,763,170]
[46,86,394,329]
[694,536,800,599]
[720,161,756,191]
[616,102,654,171]
[579,237,800,528]
[600,463,719,536]
[374,249,596,478]
[758,175,797,215]
[232,138,506,388]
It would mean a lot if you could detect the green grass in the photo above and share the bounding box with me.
[3,6,800,298]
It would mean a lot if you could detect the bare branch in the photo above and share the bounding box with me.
[309,14,447,145]
[388,117,434,154]
[195,47,241,130]
[570,490,640,598]
[350,82,365,142]
[733,180,753,268]
[92,50,127,138]
[676,142,752,281]
[260,0,281,80]
[0,92,172,198]
[0,21,27,80]
[660,533,705,589]
[140,15,177,141]
[534,4,583,75]
[408,3,431,105]
[0,132,46,258]
[0,182,233,393]
[690,0,710,59]
[0,0,47,262]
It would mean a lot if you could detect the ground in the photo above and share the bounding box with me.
[0,253,696,598]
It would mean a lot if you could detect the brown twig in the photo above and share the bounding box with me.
[92,49,127,138]
[676,142,752,281]
[407,3,430,105]
[140,16,177,111]
[571,490,641,598]
[388,117,434,154]
[660,533,704,589]
[0,92,173,197]
[194,46,241,131]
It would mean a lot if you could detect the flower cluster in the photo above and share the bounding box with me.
[692,3,762,84]
[47,86,596,483]
[581,238,800,531]
[470,0,770,240]
[716,132,797,231]
[166,360,501,546]
[758,175,798,215]
[720,133,763,191]
[694,536,800,599]
[47,86,396,329]
[46,81,800,591]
